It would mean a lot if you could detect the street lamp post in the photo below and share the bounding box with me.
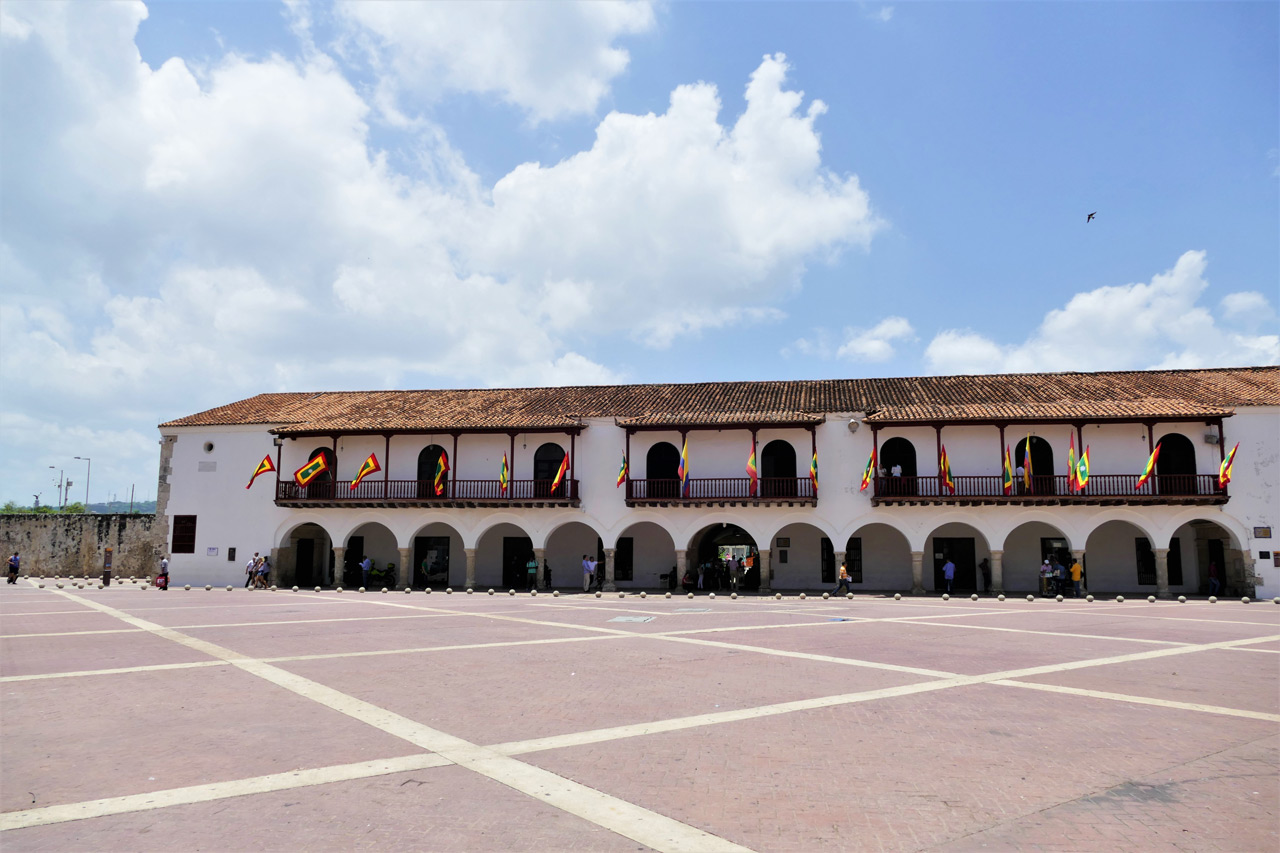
[74,456,91,508]
[48,467,64,510]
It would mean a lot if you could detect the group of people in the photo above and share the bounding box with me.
[680,554,753,592]
[1039,557,1084,597]
[582,554,601,591]
[244,552,271,588]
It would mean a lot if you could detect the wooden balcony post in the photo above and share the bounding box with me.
[383,434,391,500]
[934,424,943,494]
[625,429,632,498]
[451,433,459,500]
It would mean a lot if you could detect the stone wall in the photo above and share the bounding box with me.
[0,514,162,578]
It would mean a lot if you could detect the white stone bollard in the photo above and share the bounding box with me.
[708,593,715,600]
[970,594,978,601]
[847,593,854,599]
[664,592,671,599]
[822,592,829,600]
[1147,595,1156,603]
[639,591,646,599]
[1056,595,1064,602]
[553,590,560,597]
[226,585,233,591]
[596,591,603,598]
[1178,596,1186,603]
[445,588,453,594]
[799,593,807,600]
[530,589,537,596]
[315,586,322,592]
[1086,595,1094,602]
[292,586,299,592]
[184,584,191,590]
[359,587,366,593]
[404,588,412,594]
[466,589,474,595]
[618,592,626,598]
[941,594,949,601]
[774,592,782,600]
[336,587,344,593]
[893,593,901,600]
[1026,595,1035,602]
[1241,597,1251,604]
[1208,596,1217,603]
[688,592,695,599]
[205,585,212,591]
[381,588,388,594]
[997,594,1005,602]
[1116,596,1125,603]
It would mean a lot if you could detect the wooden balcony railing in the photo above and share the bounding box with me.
[626,477,815,504]
[873,473,1225,504]
[276,478,579,505]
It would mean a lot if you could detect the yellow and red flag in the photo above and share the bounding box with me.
[616,454,628,488]
[1135,441,1161,490]
[551,453,570,494]
[294,453,329,487]
[746,446,758,495]
[246,455,275,489]
[349,453,381,491]
[809,449,819,494]
[1002,446,1014,495]
[1218,442,1239,488]
[1022,434,1034,493]
[499,453,509,494]
[939,445,955,494]
[859,447,876,492]
[678,439,690,497]
[434,450,450,496]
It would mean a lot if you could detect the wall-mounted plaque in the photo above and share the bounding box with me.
[1253,527,1272,539]
[776,537,790,547]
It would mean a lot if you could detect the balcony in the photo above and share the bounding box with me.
[872,474,1226,507]
[626,477,816,507]
[275,478,580,508]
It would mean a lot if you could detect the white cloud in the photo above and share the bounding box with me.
[923,251,1280,374]
[837,316,915,362]
[337,0,655,122]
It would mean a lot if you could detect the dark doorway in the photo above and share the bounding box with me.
[1167,537,1183,585]
[933,537,976,591]
[1155,434,1196,496]
[820,537,835,584]
[646,442,680,499]
[693,524,758,589]
[845,537,863,583]
[880,437,917,496]
[1016,436,1054,495]
[534,443,566,498]
[1135,537,1156,585]
[417,445,448,499]
[1206,538,1225,593]
[615,538,634,581]
[344,535,364,586]
[502,536,533,588]
[295,538,314,587]
[1040,537,1071,568]
[761,440,797,497]
[414,536,451,587]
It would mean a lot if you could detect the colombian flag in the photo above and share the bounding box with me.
[678,439,690,497]
[859,447,876,492]
[746,446,758,495]
[1076,445,1091,490]
[1023,435,1033,493]
[617,454,628,488]
[939,445,955,494]
[809,450,819,494]
[434,450,450,496]
[1218,442,1239,489]
[551,453,570,494]
[350,453,381,490]
[1002,446,1014,495]
[499,453,509,495]
[1135,441,1161,490]
[294,453,329,488]
[246,455,275,490]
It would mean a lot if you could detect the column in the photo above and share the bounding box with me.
[330,546,344,588]
[911,550,925,595]
[758,549,771,592]
[1241,554,1257,597]
[604,548,617,592]
[675,549,687,590]
[534,547,546,589]
[990,549,1004,594]
[1154,547,1170,599]
[397,547,411,588]
[464,548,476,589]
[270,547,283,586]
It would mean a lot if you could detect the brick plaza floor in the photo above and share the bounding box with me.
[2,580,1277,852]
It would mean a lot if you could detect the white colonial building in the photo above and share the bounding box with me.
[156,367,1279,598]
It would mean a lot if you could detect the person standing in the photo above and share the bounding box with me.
[156,556,170,590]
[525,554,538,590]
[832,561,853,596]
[360,555,372,587]
[1069,557,1083,598]
[7,552,20,584]
[543,559,552,590]
[942,557,956,595]
[978,558,992,595]
[1208,561,1221,596]
[582,555,592,591]
[245,552,259,588]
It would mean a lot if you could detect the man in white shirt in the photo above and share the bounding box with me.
[245,552,259,588]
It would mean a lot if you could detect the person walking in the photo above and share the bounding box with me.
[245,552,259,588]
[7,552,20,584]
[1069,557,1084,598]
[942,557,956,595]
[832,561,853,596]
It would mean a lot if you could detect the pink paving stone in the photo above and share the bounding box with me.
[0,765,654,853]
[1015,647,1280,715]
[277,634,939,745]
[0,631,219,678]
[179,613,594,659]
[0,666,420,813]
[1,611,143,636]
[523,683,1278,853]
[516,601,837,635]
[919,607,1280,645]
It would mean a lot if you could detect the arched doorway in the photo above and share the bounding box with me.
[923,522,991,593]
[1015,436,1055,496]
[475,522,534,589]
[616,521,677,588]
[771,522,828,589]
[344,522,399,587]
[1155,433,1197,496]
[880,437,917,496]
[690,523,758,591]
[280,522,333,587]
[847,523,913,590]
[545,521,605,590]
[417,445,448,499]
[760,440,797,498]
[534,442,566,498]
[1083,519,1156,593]
[304,447,337,499]
[645,442,681,499]
[411,522,463,588]
[1169,518,1240,595]
[1002,521,1072,593]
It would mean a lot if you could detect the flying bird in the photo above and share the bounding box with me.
[1086,212,1097,223]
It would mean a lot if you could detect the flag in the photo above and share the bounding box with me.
[1023,434,1033,493]
[1135,441,1161,490]
[551,453,570,493]
[939,445,955,494]
[809,450,819,494]
[349,453,381,491]
[1076,445,1091,490]
[746,446,758,495]
[294,453,329,487]
[246,455,275,489]
[434,450,450,496]
[499,452,509,494]
[678,438,690,497]
[1218,441,1239,488]
[859,447,876,492]
[1001,446,1014,495]
[1067,433,1078,492]
[616,454,628,488]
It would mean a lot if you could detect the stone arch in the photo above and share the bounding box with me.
[417,444,448,499]
[880,437,917,496]
[409,520,466,588]
[274,518,335,588]
[545,520,605,590]
[922,520,993,593]
[687,520,761,591]
[769,520,836,590]
[1154,433,1197,496]
[533,442,567,498]
[343,520,399,586]
[846,521,913,590]
[1001,519,1074,593]
[475,520,536,589]
[1083,517,1160,593]
[614,520,677,588]
[1016,435,1055,495]
[1160,514,1250,596]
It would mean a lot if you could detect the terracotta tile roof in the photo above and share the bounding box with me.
[159,366,1280,432]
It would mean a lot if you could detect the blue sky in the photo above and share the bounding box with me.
[1,0,1276,506]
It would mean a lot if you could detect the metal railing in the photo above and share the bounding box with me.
[276,478,579,503]
[626,477,815,501]
[873,473,1223,500]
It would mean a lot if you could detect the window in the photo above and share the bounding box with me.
[1135,538,1156,585]
[847,538,863,583]
[616,537,634,581]
[172,515,197,554]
